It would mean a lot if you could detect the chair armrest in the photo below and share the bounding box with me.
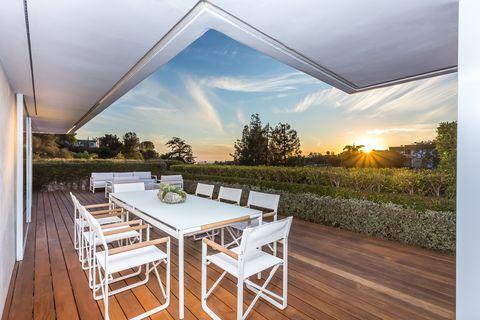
[200,215,250,230]
[103,224,149,236]
[94,212,127,219]
[203,238,238,260]
[89,208,123,215]
[109,237,170,256]
[262,211,276,219]
[101,219,142,229]
[84,203,111,209]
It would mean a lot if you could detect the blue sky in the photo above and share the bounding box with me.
[78,30,457,161]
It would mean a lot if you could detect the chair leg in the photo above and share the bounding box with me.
[201,244,222,320]
[237,278,244,320]
[104,271,110,320]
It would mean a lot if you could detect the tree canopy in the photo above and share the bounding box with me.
[162,137,195,163]
[98,134,123,158]
[436,121,456,174]
[232,114,269,165]
[122,132,143,159]
[268,123,301,165]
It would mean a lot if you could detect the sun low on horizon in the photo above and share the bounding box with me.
[355,136,388,153]
[77,29,457,162]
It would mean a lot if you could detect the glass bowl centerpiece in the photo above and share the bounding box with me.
[157,183,187,204]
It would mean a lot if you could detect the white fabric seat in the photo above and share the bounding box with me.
[84,206,171,319]
[207,246,282,278]
[83,228,140,245]
[96,246,167,274]
[202,217,293,320]
[160,175,184,189]
[225,191,280,253]
[195,183,215,199]
[75,214,122,226]
[113,182,145,193]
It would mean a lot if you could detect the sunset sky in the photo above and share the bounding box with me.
[77,30,457,161]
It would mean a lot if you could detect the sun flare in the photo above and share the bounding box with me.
[355,137,386,153]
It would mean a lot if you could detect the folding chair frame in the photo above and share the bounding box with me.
[201,230,289,320]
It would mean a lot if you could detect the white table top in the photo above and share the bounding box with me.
[110,189,261,232]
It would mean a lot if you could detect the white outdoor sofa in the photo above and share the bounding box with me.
[90,171,157,193]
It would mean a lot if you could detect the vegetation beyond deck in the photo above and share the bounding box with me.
[2,191,455,320]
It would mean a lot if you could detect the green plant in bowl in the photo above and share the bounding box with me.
[157,183,187,204]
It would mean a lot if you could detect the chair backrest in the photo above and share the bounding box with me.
[113,182,145,193]
[114,172,134,178]
[247,191,280,213]
[80,205,108,251]
[239,216,293,262]
[91,172,113,181]
[195,183,215,198]
[218,186,242,205]
[133,171,151,179]
[70,192,79,216]
[112,176,140,183]
[160,175,184,188]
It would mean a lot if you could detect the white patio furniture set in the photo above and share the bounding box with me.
[90,172,184,197]
[73,175,293,320]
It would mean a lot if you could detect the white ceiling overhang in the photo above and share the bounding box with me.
[0,0,458,133]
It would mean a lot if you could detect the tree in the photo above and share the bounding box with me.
[343,144,365,153]
[163,137,195,163]
[32,134,74,159]
[139,141,158,160]
[122,132,143,159]
[413,140,439,169]
[268,123,301,165]
[436,121,457,174]
[55,134,76,148]
[232,114,269,165]
[98,134,123,158]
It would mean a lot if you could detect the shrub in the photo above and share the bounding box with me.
[173,172,455,212]
[32,159,180,191]
[183,179,455,253]
[170,165,455,198]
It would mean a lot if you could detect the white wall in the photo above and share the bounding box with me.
[0,60,17,315]
[457,0,480,318]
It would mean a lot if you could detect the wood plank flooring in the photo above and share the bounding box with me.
[2,191,455,320]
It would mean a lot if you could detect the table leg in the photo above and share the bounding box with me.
[178,234,185,319]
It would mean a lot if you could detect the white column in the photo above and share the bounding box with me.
[15,94,24,261]
[457,0,480,318]
[26,116,32,223]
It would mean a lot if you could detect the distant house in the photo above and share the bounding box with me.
[75,138,99,149]
[389,144,437,169]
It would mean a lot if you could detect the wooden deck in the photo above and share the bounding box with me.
[2,191,455,320]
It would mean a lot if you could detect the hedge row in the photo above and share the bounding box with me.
[171,165,455,198]
[168,172,455,213]
[182,179,456,253]
[32,159,180,191]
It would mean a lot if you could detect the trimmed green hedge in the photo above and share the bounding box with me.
[171,165,455,198]
[168,172,455,213]
[33,159,180,191]
[182,179,455,253]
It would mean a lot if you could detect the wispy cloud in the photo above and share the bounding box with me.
[236,108,247,125]
[185,79,224,132]
[366,124,437,135]
[201,72,317,93]
[288,74,457,118]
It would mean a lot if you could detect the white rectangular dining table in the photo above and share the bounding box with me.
[109,189,262,319]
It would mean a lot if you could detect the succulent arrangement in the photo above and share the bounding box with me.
[157,183,187,204]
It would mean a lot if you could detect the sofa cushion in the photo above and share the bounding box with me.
[92,172,113,180]
[112,176,140,183]
[133,171,151,179]
[113,172,134,178]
